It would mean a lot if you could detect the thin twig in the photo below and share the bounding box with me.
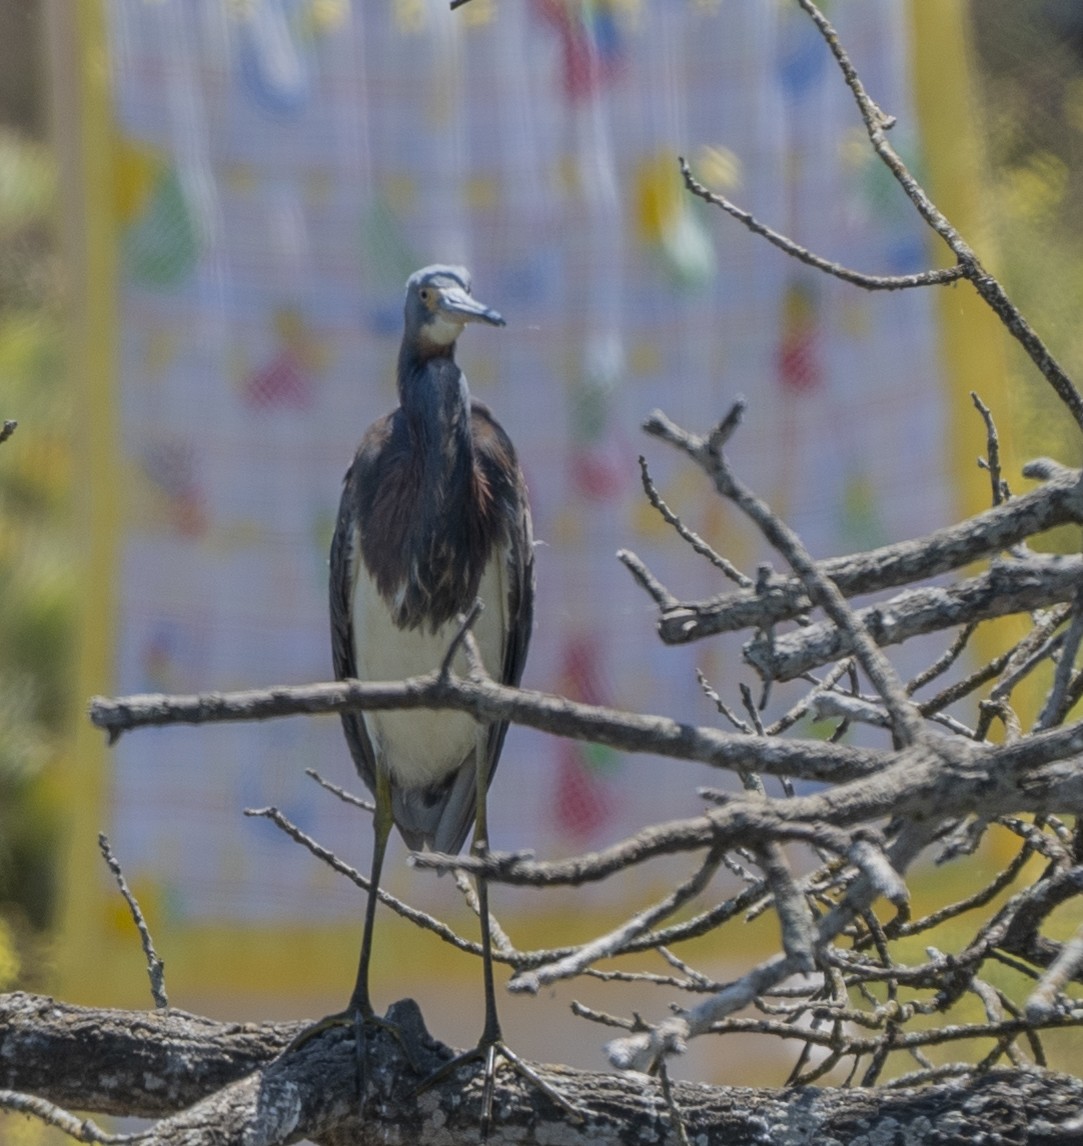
[569,1000,637,1031]
[1025,919,1083,1022]
[637,454,751,586]
[509,846,726,993]
[907,623,979,695]
[98,833,167,1009]
[617,549,679,610]
[679,158,965,292]
[1035,587,1083,731]
[440,600,484,678]
[0,1090,136,1145]
[657,1061,692,1146]
[697,669,752,733]
[990,609,1073,703]
[244,805,498,962]
[645,407,924,746]
[304,767,375,813]
[768,661,853,736]
[581,965,713,990]
[453,869,514,957]
[796,0,1083,431]
[971,393,1010,507]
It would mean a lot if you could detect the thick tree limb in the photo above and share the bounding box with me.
[3,991,1083,1145]
[0,992,297,1119]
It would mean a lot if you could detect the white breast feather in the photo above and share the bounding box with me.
[420,315,464,349]
[351,550,509,789]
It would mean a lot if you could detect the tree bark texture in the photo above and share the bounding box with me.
[3,992,1082,1145]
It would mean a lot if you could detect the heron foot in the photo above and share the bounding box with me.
[413,1037,586,1139]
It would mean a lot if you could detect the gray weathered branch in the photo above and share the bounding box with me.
[3,991,1083,1145]
[648,461,1083,646]
[89,673,883,786]
[745,553,1083,682]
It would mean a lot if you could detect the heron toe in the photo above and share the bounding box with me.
[412,1035,586,1140]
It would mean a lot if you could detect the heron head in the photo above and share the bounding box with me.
[404,265,505,354]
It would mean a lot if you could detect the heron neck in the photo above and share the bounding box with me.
[397,348,473,472]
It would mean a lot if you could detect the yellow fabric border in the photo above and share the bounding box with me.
[909,0,1013,517]
[907,1,1030,711]
[53,0,121,1001]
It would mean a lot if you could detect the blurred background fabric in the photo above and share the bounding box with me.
[84,0,949,906]
[57,0,972,1027]
[0,0,1069,1078]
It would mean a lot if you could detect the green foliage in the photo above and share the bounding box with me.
[971,3,1083,480]
[0,127,72,949]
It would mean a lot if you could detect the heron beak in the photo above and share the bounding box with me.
[438,286,506,327]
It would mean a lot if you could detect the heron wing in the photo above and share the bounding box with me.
[479,401,535,772]
[329,417,393,802]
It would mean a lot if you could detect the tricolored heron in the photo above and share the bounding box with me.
[329,265,539,1116]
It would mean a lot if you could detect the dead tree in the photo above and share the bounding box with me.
[5,2,1083,1142]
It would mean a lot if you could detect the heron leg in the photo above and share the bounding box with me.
[472,740,502,1048]
[349,765,394,1016]
[281,767,398,1073]
[411,732,586,1139]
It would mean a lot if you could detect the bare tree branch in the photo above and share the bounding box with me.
[651,461,1083,645]
[0,1090,134,1145]
[644,406,924,743]
[3,990,1082,1144]
[679,157,967,290]
[636,454,751,586]
[746,554,1083,682]
[89,673,884,785]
